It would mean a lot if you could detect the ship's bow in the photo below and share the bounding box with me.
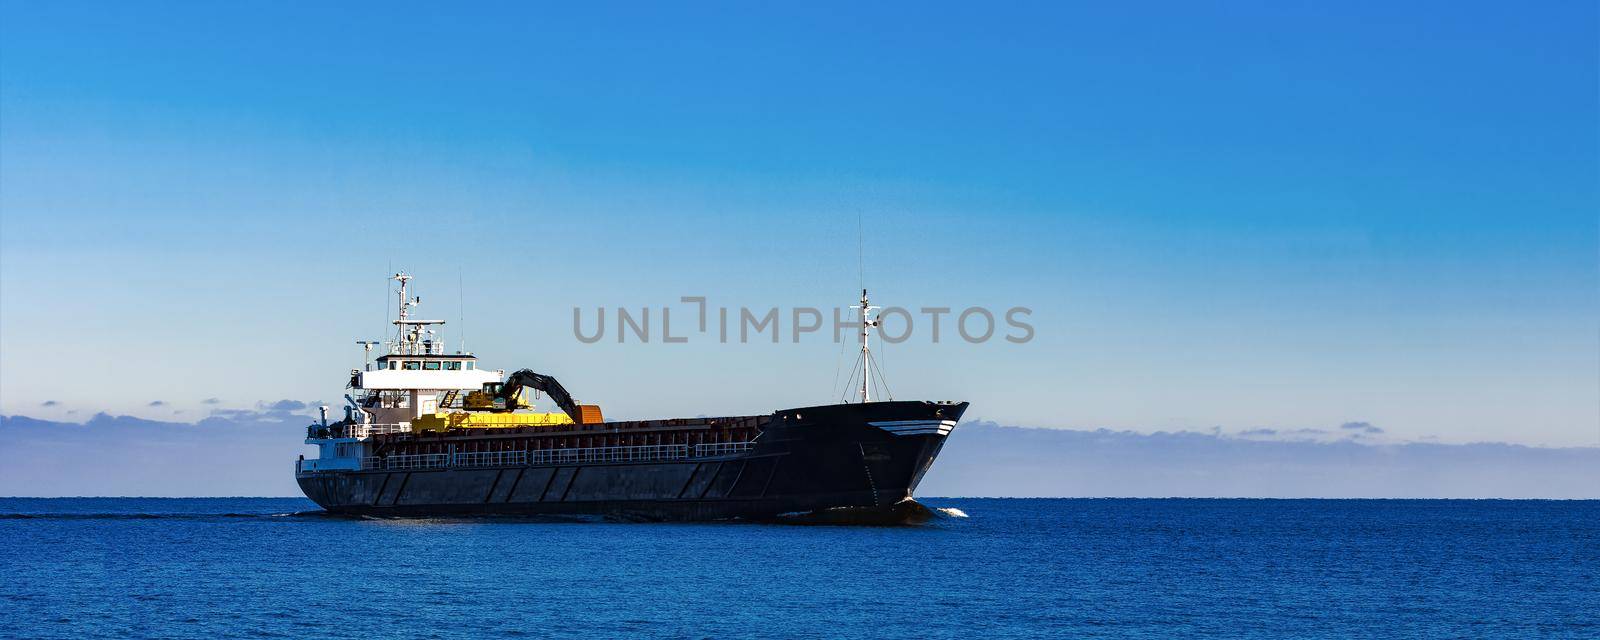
[761,400,968,514]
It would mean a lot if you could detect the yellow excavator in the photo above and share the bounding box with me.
[413,369,604,432]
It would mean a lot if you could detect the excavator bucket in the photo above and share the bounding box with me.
[575,405,604,424]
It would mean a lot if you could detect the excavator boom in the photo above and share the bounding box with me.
[494,369,603,424]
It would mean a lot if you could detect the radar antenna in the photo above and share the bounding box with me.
[355,340,381,370]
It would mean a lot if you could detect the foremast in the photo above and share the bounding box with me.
[850,289,887,404]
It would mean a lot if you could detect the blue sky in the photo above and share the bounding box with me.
[2,2,1596,447]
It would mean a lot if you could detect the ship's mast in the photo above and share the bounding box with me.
[852,288,880,403]
[394,272,415,339]
[389,272,446,356]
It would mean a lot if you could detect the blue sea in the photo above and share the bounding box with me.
[1,498,1595,639]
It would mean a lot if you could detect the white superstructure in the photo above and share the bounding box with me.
[299,273,504,472]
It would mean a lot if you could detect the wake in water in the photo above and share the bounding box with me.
[770,499,970,526]
[0,511,333,521]
[1,504,971,525]
[353,513,617,525]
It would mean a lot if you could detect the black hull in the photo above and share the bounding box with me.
[296,400,966,521]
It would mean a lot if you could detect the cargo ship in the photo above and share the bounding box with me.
[296,273,967,521]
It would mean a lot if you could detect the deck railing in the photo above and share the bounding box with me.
[374,453,448,470]
[308,423,410,440]
[530,444,689,466]
[454,451,528,468]
[351,442,755,472]
[694,441,755,457]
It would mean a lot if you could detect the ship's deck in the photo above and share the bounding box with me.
[379,414,769,442]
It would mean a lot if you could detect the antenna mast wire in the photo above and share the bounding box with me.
[458,268,466,354]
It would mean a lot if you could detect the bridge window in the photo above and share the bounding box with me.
[423,361,441,370]
[446,362,461,370]
[402,361,421,370]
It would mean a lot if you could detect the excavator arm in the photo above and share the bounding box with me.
[492,369,604,424]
